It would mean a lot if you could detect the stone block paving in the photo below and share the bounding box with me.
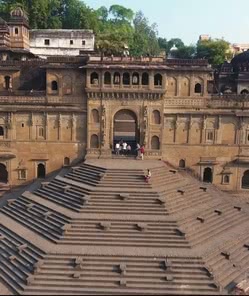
[0,160,249,295]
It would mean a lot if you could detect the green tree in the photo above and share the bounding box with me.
[158,37,185,54]
[174,45,196,59]
[197,38,233,66]
[130,11,160,56]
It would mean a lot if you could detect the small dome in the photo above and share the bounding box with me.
[170,44,178,52]
[10,7,28,20]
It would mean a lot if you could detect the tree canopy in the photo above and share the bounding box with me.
[0,0,233,65]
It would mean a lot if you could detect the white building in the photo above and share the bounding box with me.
[29,29,95,58]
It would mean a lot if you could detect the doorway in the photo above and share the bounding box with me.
[113,109,139,152]
[0,163,8,183]
[203,167,213,183]
[37,163,46,179]
[242,170,249,189]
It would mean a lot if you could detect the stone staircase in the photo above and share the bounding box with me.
[0,159,249,294]
[22,255,218,295]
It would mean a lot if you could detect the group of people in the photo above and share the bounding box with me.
[115,140,132,155]
[115,140,146,160]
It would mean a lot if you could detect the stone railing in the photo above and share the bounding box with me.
[165,95,249,109]
[0,96,47,104]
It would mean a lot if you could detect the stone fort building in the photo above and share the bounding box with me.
[0,8,248,192]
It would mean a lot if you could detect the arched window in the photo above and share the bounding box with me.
[15,28,18,35]
[113,72,120,85]
[132,73,139,85]
[92,109,99,123]
[151,136,160,150]
[179,159,186,168]
[104,72,111,85]
[37,163,46,179]
[90,134,99,148]
[123,72,130,85]
[154,74,162,86]
[38,127,44,137]
[0,126,4,137]
[91,72,99,85]
[242,170,249,189]
[152,110,161,124]
[203,167,212,183]
[241,89,249,95]
[51,80,58,91]
[142,73,149,86]
[64,157,70,166]
[4,76,11,90]
[223,175,230,184]
[195,83,202,93]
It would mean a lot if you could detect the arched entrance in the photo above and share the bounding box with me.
[179,159,186,168]
[0,163,8,183]
[242,170,249,189]
[203,167,213,183]
[37,163,46,179]
[113,109,139,151]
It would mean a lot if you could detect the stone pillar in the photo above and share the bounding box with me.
[190,75,194,96]
[149,71,154,90]
[111,72,114,89]
[45,113,48,140]
[71,113,76,142]
[29,113,33,140]
[201,115,207,144]
[12,112,16,140]
[176,77,180,96]
[86,70,91,88]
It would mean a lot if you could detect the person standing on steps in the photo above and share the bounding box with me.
[127,144,131,156]
[122,141,127,156]
[145,169,151,183]
[140,145,145,160]
[115,142,120,155]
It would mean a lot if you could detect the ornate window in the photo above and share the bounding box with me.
[91,72,99,85]
[113,72,120,85]
[90,134,99,148]
[132,73,139,85]
[142,73,149,85]
[151,136,160,150]
[0,126,4,137]
[51,80,58,91]
[206,130,214,142]
[195,83,202,93]
[4,76,11,90]
[104,72,111,85]
[154,74,162,86]
[152,110,161,125]
[92,109,100,123]
[223,175,230,184]
[123,72,130,85]
[18,169,27,180]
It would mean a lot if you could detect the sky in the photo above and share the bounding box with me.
[86,0,249,45]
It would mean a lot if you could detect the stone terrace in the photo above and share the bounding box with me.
[0,159,249,295]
